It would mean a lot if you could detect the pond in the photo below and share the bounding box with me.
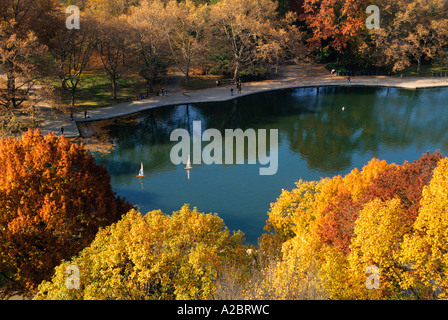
[77,86,448,243]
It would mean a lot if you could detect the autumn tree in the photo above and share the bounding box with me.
[400,157,448,299]
[96,16,135,100]
[34,205,247,300]
[0,129,132,297]
[318,152,442,254]
[165,0,207,89]
[370,0,448,73]
[256,11,307,73]
[300,0,370,55]
[347,198,412,299]
[126,0,169,95]
[85,0,141,16]
[0,0,59,133]
[263,152,445,299]
[209,0,286,81]
[48,9,97,112]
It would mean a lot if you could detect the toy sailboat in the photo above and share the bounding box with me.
[185,154,192,170]
[137,162,145,177]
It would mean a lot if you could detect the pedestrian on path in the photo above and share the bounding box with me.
[61,126,64,135]
[347,76,351,83]
[230,88,234,96]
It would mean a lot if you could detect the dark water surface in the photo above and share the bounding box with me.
[78,86,448,243]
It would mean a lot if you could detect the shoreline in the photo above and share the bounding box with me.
[38,65,448,138]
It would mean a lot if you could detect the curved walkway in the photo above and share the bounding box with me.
[38,64,448,138]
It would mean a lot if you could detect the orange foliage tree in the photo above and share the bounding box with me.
[318,151,442,254]
[263,152,446,299]
[300,0,370,53]
[0,129,132,297]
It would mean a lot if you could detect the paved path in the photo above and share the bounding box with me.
[38,64,448,138]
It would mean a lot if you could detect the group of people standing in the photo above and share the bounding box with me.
[230,80,242,96]
[158,88,168,97]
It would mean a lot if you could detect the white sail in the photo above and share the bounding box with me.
[185,154,192,170]
[138,162,144,177]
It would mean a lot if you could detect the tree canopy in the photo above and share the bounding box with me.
[261,151,448,299]
[35,205,247,300]
[0,129,132,297]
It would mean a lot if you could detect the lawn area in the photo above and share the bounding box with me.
[178,74,233,90]
[40,70,148,110]
[40,69,233,110]
[396,63,448,77]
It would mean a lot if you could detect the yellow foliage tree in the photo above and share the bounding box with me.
[34,205,246,300]
[347,198,411,299]
[262,157,401,300]
[400,157,448,299]
[264,180,322,242]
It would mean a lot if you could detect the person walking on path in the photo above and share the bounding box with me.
[61,126,64,135]
[230,88,234,96]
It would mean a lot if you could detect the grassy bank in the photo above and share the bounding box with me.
[39,70,147,110]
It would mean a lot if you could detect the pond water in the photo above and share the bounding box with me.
[78,86,448,243]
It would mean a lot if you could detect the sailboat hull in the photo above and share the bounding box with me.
[137,163,145,177]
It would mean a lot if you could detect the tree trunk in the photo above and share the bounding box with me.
[112,77,117,100]
[185,60,191,89]
[417,57,422,74]
[146,80,150,97]
[146,78,153,96]
[234,61,240,82]
[71,89,76,113]
[6,74,16,110]
[61,78,67,91]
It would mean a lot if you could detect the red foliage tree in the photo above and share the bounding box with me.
[0,129,132,297]
[318,191,363,254]
[319,151,443,254]
[362,151,443,221]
